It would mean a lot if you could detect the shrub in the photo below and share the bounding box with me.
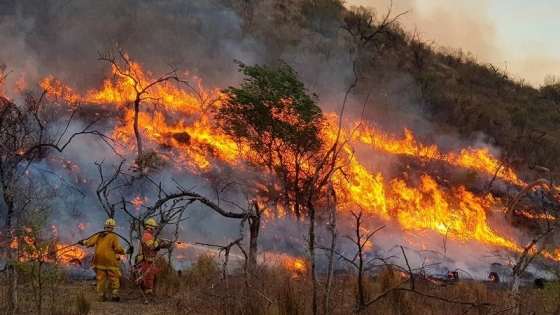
[75,291,90,315]
[154,256,181,296]
[538,281,560,312]
[183,254,221,286]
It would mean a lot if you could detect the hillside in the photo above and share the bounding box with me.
[1,1,560,315]
[226,0,560,176]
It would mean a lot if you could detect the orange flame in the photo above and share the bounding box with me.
[10,236,87,265]
[354,125,524,186]
[262,251,307,277]
[36,61,548,260]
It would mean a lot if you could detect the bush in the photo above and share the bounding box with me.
[75,291,90,315]
[538,281,560,312]
[182,254,221,286]
[154,256,181,296]
[132,150,167,175]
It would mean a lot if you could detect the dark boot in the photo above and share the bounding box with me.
[144,292,156,304]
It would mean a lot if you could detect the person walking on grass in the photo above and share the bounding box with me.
[78,218,133,302]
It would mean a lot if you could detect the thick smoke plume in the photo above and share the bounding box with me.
[0,0,541,279]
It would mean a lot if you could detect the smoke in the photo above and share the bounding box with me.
[0,0,545,280]
[345,0,499,66]
[346,0,560,86]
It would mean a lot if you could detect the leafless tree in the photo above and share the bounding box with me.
[93,158,264,274]
[0,90,110,311]
[337,210,386,310]
[502,165,559,315]
[407,28,435,72]
[95,159,131,219]
[342,1,411,51]
[132,186,263,272]
[98,49,206,158]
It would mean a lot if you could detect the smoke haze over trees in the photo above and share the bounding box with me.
[1,0,559,284]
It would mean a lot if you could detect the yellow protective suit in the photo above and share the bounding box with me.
[83,232,127,300]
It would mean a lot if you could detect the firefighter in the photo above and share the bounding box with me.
[135,218,170,301]
[78,218,133,302]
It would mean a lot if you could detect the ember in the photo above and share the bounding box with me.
[447,271,459,281]
[488,272,500,283]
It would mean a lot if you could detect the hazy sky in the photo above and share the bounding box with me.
[345,0,560,87]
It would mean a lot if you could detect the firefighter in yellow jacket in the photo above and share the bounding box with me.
[78,218,133,302]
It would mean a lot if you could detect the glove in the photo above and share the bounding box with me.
[78,239,86,246]
[127,245,134,254]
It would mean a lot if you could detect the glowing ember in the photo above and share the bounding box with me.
[174,242,189,249]
[131,195,149,211]
[77,222,87,232]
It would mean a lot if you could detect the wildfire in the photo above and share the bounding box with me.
[261,252,307,277]
[354,125,525,186]
[35,61,548,261]
[55,244,88,266]
[10,236,87,266]
[131,195,149,211]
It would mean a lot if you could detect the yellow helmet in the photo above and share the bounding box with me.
[145,218,157,229]
[104,218,116,228]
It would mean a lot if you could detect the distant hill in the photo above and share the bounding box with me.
[224,0,560,181]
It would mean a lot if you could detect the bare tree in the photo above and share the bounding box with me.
[342,1,411,51]
[132,187,263,272]
[98,49,192,157]
[0,90,109,311]
[503,166,559,315]
[93,158,264,274]
[339,210,386,311]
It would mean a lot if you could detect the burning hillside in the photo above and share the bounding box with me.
[27,57,558,268]
[1,1,559,284]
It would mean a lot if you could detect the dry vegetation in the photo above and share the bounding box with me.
[1,1,560,315]
[1,254,559,315]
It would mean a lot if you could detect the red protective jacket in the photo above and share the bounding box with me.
[137,229,159,262]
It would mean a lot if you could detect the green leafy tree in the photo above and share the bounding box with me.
[215,60,325,220]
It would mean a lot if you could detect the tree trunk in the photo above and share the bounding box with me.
[7,231,18,313]
[4,184,18,312]
[323,186,337,315]
[510,273,521,315]
[308,201,318,315]
[133,97,143,156]
[248,214,260,271]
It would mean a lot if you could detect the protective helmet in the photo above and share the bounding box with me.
[104,218,116,228]
[145,218,157,229]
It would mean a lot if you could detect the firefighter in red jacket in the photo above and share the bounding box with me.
[78,218,133,302]
[135,218,170,299]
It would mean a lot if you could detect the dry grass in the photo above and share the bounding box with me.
[0,256,554,315]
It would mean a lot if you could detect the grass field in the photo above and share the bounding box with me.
[1,254,558,315]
